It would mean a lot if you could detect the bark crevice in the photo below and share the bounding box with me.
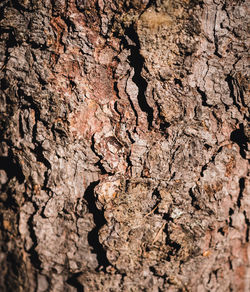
[67,272,84,292]
[230,123,248,159]
[84,181,111,272]
[27,201,42,271]
[123,25,154,129]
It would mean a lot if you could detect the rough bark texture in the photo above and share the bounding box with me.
[0,0,249,291]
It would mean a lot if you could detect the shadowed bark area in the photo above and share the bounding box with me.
[0,0,249,291]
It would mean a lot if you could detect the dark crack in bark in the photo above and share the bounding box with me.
[237,177,245,208]
[84,181,111,272]
[197,86,212,108]
[27,201,42,271]
[123,25,154,129]
[243,211,249,243]
[0,155,25,184]
[67,272,84,292]
[230,123,248,159]
[188,188,201,211]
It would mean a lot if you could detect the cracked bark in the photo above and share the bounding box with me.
[0,0,249,291]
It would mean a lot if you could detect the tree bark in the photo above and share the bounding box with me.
[0,0,249,291]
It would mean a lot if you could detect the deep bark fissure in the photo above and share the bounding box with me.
[230,123,248,159]
[0,155,25,184]
[188,188,201,210]
[228,208,234,227]
[67,272,84,292]
[237,177,245,208]
[27,201,42,271]
[84,181,111,271]
[197,86,212,108]
[113,100,122,122]
[243,211,249,242]
[150,187,161,213]
[149,266,166,279]
[123,25,154,129]
[200,164,207,177]
[126,130,135,144]
[18,112,25,139]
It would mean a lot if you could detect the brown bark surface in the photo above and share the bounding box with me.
[0,0,249,291]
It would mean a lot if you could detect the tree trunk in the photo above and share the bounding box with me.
[0,0,249,291]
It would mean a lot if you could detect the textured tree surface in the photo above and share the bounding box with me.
[0,0,249,291]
